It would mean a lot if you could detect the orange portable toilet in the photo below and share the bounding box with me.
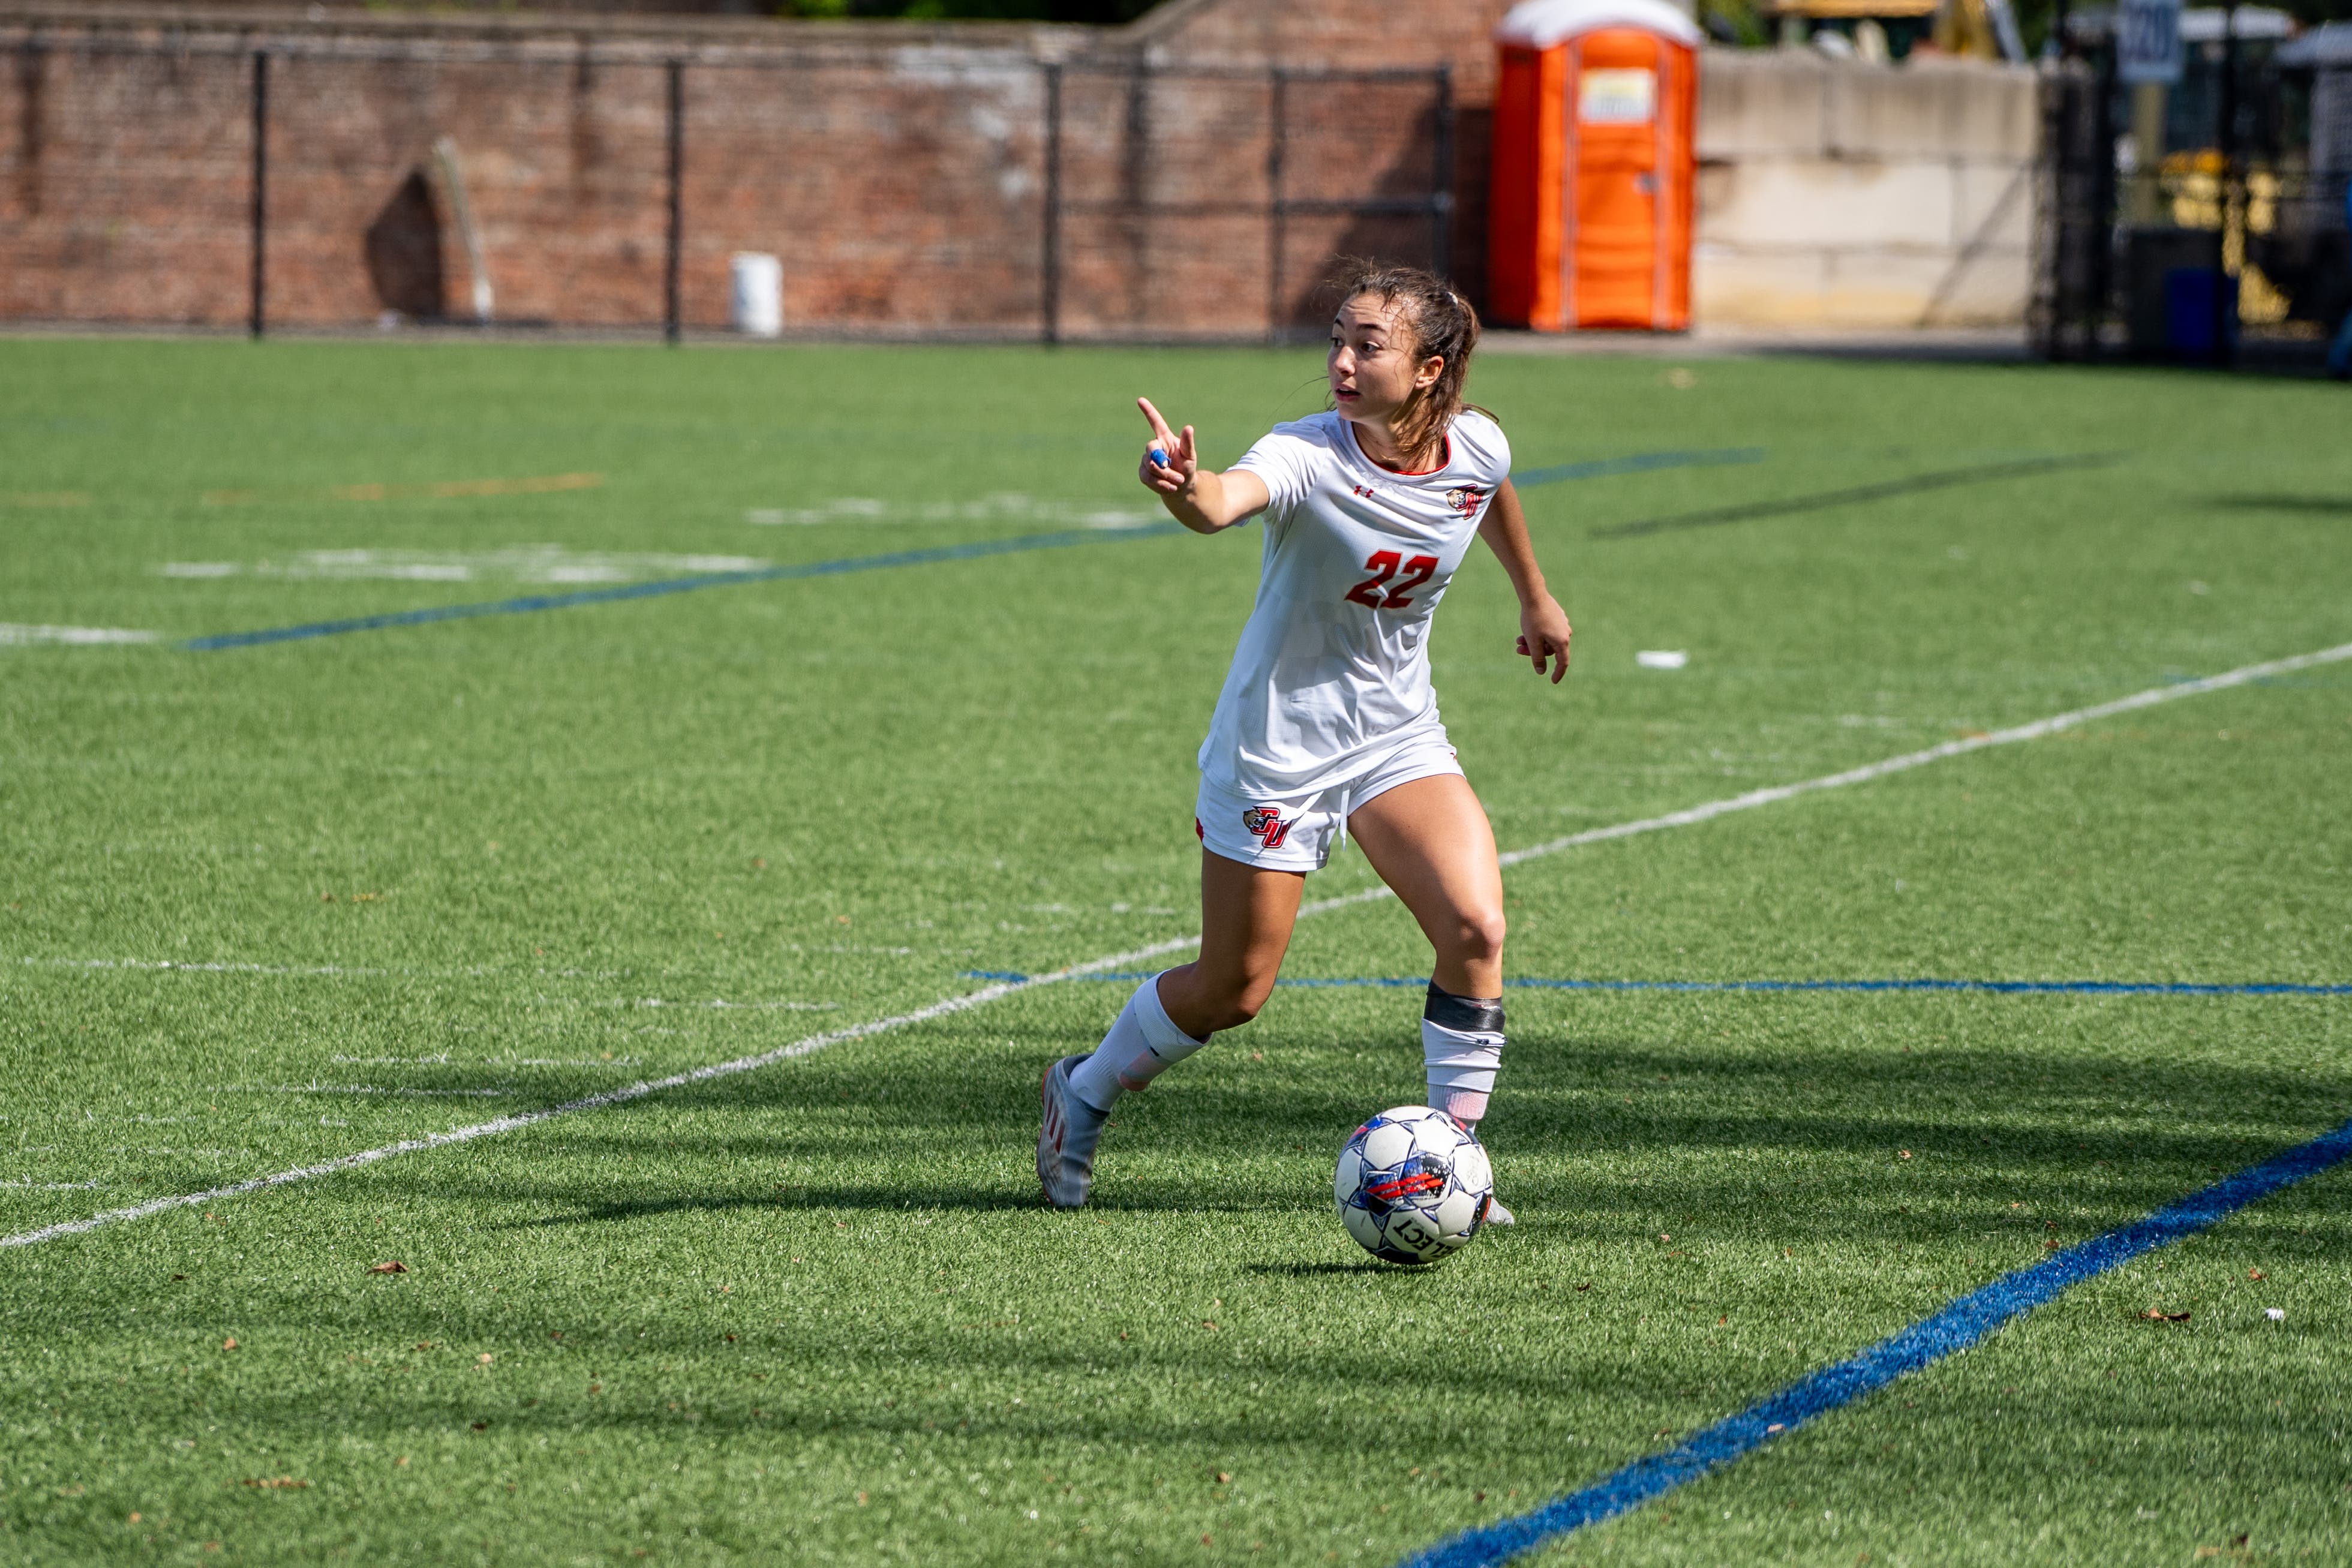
[1489,0,1702,332]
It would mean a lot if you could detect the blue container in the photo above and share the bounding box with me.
[2164,267,2240,358]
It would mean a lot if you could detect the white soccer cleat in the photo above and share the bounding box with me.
[1485,1196,1515,1227]
[1037,1054,1109,1210]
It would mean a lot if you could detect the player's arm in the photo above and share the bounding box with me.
[1477,478,1572,684]
[1136,397,1270,534]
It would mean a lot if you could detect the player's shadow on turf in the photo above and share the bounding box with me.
[476,1183,1262,1228]
[1245,1260,1407,1278]
[493,1190,1047,1227]
[2212,493,2352,515]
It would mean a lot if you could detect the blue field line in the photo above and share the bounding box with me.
[1400,1115,2352,1567]
[178,523,1185,651]
[960,971,2350,997]
[1515,447,1767,488]
[178,447,1761,651]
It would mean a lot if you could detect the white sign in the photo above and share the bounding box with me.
[1578,68,1656,125]
[2117,0,2186,86]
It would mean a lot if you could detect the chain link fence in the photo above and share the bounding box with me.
[2,22,1453,343]
[2032,22,2351,367]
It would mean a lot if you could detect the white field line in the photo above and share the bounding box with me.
[0,623,159,646]
[220,1084,514,1099]
[14,956,393,977]
[1286,639,2352,923]
[161,546,774,585]
[5,639,2347,1252]
[0,936,1198,1251]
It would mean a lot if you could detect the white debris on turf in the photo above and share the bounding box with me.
[2266,1308,2286,1321]
[1636,648,1689,669]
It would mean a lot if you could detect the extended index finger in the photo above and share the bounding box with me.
[1136,397,1178,447]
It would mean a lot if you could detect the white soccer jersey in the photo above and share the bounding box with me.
[1202,408,1511,801]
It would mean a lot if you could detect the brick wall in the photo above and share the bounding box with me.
[0,14,1083,331]
[0,2,1462,335]
[1128,0,1512,311]
[4,37,253,320]
[0,2,2041,335]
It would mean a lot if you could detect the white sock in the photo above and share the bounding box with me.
[1069,972,1210,1113]
[1422,981,1503,1127]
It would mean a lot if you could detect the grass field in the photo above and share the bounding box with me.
[2,336,2349,1567]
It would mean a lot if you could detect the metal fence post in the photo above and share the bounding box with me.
[17,37,43,218]
[2028,68,2062,359]
[1431,65,1455,282]
[1266,68,1287,344]
[2213,4,2240,368]
[2088,40,2117,362]
[249,50,269,340]
[665,59,684,345]
[1043,62,1062,346]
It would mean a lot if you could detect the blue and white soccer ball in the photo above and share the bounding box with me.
[1333,1105,1493,1265]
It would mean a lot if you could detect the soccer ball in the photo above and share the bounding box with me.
[1333,1105,1493,1265]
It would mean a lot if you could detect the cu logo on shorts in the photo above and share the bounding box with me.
[1242,807,1293,850]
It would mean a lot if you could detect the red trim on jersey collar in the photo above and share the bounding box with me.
[1347,420,1450,477]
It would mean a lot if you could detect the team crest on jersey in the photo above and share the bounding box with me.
[1446,485,1487,516]
[1242,807,1293,850]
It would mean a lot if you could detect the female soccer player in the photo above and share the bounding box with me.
[1037,263,1573,1218]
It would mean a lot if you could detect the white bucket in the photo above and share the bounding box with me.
[730,253,783,338]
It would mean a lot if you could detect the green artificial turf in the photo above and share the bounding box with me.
[1,337,2348,1566]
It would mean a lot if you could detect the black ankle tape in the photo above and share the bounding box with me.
[1424,981,1504,1035]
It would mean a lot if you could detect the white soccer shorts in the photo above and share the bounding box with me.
[1192,740,1464,873]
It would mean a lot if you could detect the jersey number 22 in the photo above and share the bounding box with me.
[1345,550,1440,611]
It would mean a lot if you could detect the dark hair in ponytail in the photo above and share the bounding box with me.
[1326,259,1485,465]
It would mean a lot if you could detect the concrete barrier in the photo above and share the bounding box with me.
[1693,50,2038,328]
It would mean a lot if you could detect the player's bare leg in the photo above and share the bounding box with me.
[1347,773,1516,1223]
[1042,852,1303,1208]
[1157,851,1305,1038]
